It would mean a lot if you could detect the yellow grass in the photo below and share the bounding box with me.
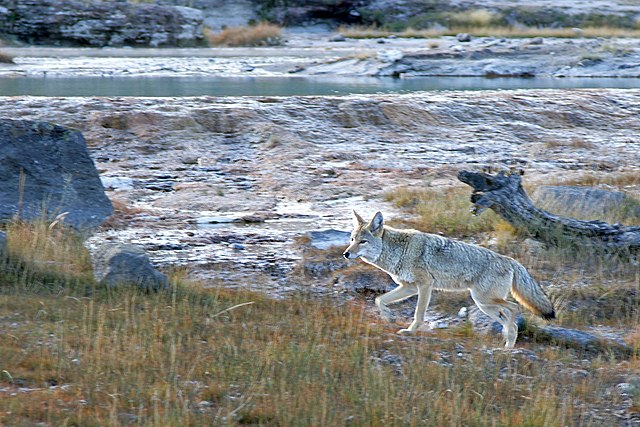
[384,186,499,236]
[0,40,13,64]
[204,23,283,47]
[0,217,638,425]
[0,51,13,64]
[339,24,640,39]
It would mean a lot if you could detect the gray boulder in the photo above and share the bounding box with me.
[0,0,204,47]
[0,119,113,229]
[92,243,169,291]
[532,185,640,222]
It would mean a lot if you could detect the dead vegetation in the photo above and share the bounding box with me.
[204,23,283,47]
[0,179,639,424]
[384,185,502,236]
[339,24,640,40]
[0,40,13,64]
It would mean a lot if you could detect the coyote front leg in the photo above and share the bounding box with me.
[398,284,433,334]
[375,284,417,322]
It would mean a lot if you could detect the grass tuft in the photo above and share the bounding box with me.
[339,24,640,39]
[384,186,499,236]
[204,23,283,47]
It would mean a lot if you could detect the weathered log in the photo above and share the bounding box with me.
[457,170,640,255]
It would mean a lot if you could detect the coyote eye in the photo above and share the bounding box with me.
[360,240,368,244]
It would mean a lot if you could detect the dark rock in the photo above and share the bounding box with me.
[329,34,346,42]
[531,186,640,222]
[456,33,471,42]
[335,269,396,294]
[0,119,113,230]
[0,0,204,47]
[91,243,169,291]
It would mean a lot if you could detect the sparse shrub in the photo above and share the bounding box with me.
[205,22,283,47]
[0,51,13,64]
[0,40,13,64]
[544,138,595,149]
[448,9,502,28]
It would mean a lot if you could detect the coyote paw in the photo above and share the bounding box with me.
[397,328,415,335]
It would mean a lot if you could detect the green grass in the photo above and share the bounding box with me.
[0,216,639,425]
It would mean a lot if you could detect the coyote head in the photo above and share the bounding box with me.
[343,210,384,262]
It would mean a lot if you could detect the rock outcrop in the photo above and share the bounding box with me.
[0,0,204,47]
[0,119,113,229]
[91,243,169,291]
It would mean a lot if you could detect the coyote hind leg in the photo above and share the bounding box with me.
[473,297,519,349]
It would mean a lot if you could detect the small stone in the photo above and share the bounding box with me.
[229,243,245,251]
[456,33,471,42]
[529,37,544,45]
[329,34,346,42]
[71,358,81,365]
[616,382,634,393]
[429,320,449,329]
[457,307,468,318]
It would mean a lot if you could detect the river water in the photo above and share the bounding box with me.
[2,75,640,97]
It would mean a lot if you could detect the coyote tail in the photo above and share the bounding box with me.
[510,261,555,320]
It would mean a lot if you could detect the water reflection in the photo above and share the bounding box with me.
[1,76,639,97]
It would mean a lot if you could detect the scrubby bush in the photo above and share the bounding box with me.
[204,22,283,47]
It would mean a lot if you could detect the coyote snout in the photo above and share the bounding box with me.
[345,210,555,348]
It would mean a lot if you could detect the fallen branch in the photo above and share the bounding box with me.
[457,170,640,256]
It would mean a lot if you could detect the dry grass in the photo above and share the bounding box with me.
[554,171,640,188]
[204,23,283,47]
[0,217,638,425]
[0,51,13,64]
[544,138,596,150]
[339,24,640,39]
[384,186,499,236]
[0,40,13,64]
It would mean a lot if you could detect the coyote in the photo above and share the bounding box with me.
[343,211,555,348]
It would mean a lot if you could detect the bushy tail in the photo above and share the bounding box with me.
[510,260,555,320]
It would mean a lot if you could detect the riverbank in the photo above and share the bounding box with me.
[1,33,639,78]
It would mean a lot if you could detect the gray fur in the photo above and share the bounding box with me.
[344,211,555,348]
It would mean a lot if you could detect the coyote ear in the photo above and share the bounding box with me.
[368,211,384,235]
[352,210,365,228]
